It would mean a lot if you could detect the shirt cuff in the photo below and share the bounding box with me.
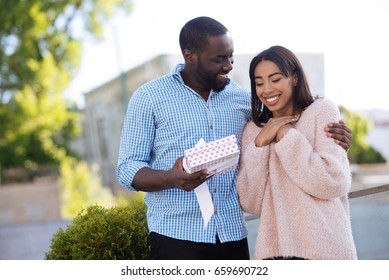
[117,161,150,191]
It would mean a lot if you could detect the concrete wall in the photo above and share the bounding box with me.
[0,177,68,260]
[0,177,61,223]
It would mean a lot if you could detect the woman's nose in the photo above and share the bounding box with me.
[263,82,273,94]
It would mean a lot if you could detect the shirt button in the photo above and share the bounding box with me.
[214,189,217,193]
[210,125,213,129]
[214,210,218,215]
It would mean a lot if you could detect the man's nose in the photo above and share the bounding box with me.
[223,58,233,72]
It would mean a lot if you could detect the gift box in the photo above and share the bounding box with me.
[183,135,239,176]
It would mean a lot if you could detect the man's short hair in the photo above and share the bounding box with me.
[179,16,228,53]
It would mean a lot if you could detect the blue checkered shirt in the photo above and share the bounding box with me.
[117,64,252,243]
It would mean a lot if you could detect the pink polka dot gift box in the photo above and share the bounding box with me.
[183,134,239,176]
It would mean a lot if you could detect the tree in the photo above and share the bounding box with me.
[60,157,117,219]
[339,106,386,164]
[0,0,132,170]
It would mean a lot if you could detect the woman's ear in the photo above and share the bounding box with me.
[293,73,298,86]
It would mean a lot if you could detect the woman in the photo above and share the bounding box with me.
[237,46,357,260]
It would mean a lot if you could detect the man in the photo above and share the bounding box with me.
[116,16,352,260]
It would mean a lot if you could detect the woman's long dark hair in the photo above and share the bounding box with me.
[249,45,314,127]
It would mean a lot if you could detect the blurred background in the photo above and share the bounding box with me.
[0,0,388,260]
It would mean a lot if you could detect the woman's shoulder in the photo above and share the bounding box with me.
[305,97,340,115]
[241,120,260,142]
[303,97,341,122]
[243,120,261,134]
[311,97,338,109]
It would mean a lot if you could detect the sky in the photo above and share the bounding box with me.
[65,0,389,112]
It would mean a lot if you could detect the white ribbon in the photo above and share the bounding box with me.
[183,139,214,228]
[194,181,214,228]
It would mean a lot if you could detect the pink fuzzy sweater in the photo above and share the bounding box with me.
[237,99,357,260]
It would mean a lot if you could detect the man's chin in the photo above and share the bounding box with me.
[212,80,229,92]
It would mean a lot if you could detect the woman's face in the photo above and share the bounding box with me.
[254,60,297,117]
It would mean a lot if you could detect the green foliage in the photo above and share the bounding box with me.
[45,202,149,260]
[355,146,386,164]
[116,189,146,207]
[0,88,82,169]
[339,106,386,164]
[59,157,117,219]
[0,0,132,169]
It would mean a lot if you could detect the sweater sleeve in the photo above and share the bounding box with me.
[274,99,352,200]
[236,122,270,216]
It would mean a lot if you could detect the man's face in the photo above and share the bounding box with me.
[195,33,234,92]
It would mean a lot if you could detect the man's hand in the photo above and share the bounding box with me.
[132,157,207,192]
[170,157,208,191]
[325,119,352,151]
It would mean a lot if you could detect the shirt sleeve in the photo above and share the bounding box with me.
[116,87,155,191]
[274,99,352,200]
[236,122,270,217]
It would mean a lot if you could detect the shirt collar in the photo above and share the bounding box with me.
[172,64,185,83]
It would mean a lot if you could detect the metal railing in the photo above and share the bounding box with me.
[245,183,389,222]
[348,183,389,198]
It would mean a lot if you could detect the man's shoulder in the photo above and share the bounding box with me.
[141,73,175,88]
[223,81,250,100]
[132,73,178,98]
[143,63,182,87]
[227,80,250,92]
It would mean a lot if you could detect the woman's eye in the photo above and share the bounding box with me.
[272,78,281,83]
[256,83,263,87]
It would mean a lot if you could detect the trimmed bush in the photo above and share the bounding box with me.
[45,201,149,260]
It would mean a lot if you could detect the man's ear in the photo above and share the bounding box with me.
[183,49,196,64]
